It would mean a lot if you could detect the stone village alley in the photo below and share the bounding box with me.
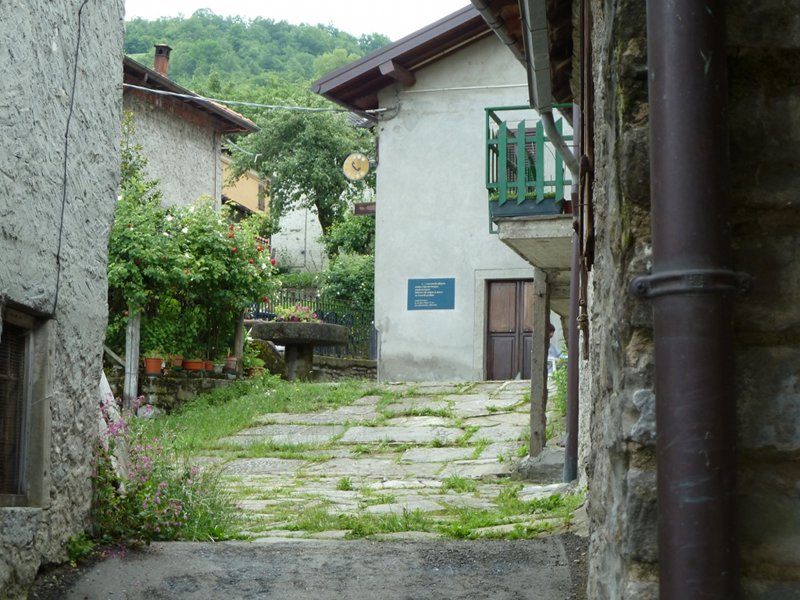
[30,379,588,599]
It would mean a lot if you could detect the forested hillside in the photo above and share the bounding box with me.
[124,10,379,303]
[124,9,390,86]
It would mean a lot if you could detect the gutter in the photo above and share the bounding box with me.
[518,0,578,180]
[470,0,525,62]
[630,1,748,596]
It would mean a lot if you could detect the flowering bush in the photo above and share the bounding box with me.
[274,303,321,323]
[93,395,239,545]
[106,113,279,359]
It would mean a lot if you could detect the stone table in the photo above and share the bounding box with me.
[245,320,348,380]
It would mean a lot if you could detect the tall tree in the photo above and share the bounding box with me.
[231,87,374,235]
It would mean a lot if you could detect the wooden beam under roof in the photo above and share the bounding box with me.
[379,60,416,87]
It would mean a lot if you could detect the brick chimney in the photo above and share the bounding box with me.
[153,44,172,77]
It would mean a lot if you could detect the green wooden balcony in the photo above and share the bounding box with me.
[486,105,573,230]
[485,105,574,316]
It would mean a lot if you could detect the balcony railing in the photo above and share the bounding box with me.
[485,105,573,232]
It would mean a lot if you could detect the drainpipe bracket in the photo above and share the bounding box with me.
[629,269,752,300]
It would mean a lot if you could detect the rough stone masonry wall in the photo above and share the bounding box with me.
[586,0,658,598]
[586,1,800,598]
[0,1,123,597]
[728,1,800,597]
[123,93,221,208]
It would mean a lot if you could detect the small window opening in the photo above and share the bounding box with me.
[0,321,27,495]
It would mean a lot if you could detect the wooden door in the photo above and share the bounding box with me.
[486,280,533,380]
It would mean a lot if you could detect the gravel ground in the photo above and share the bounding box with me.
[29,534,587,600]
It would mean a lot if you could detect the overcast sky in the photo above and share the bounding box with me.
[124,1,471,41]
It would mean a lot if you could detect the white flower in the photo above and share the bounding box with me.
[165,215,174,222]
[261,263,268,270]
[181,227,188,234]
[162,232,170,237]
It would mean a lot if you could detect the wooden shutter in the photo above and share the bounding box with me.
[0,322,25,495]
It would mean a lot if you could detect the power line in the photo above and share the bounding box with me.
[122,83,387,114]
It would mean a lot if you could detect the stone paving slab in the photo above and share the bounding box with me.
[519,482,571,501]
[302,457,430,479]
[381,399,450,415]
[219,424,345,446]
[368,479,443,491]
[399,447,474,463]
[479,442,521,460]
[223,458,305,476]
[351,395,383,406]
[339,426,463,445]
[465,413,529,427]
[365,498,445,514]
[439,459,514,479]
[468,424,527,443]
[384,415,452,427]
[256,406,381,425]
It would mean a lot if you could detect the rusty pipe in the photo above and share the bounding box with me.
[638,1,741,597]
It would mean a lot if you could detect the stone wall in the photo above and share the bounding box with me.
[106,371,236,413]
[585,1,657,597]
[728,1,800,596]
[0,1,124,596]
[122,92,221,208]
[311,356,377,382]
[586,0,800,598]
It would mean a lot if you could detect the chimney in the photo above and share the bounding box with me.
[153,44,172,77]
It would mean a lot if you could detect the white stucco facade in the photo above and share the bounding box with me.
[272,207,328,273]
[374,35,534,381]
[123,93,222,208]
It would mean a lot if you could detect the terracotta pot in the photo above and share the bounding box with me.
[171,356,183,370]
[204,360,214,372]
[223,356,238,374]
[144,357,163,376]
[183,358,204,372]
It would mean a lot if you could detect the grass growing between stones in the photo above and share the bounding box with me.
[437,485,585,540]
[286,507,436,539]
[441,475,478,494]
[136,375,369,453]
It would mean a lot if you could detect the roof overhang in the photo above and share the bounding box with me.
[123,56,258,134]
[312,5,492,113]
[470,0,573,108]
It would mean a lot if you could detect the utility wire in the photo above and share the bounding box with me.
[53,0,90,316]
[122,83,388,114]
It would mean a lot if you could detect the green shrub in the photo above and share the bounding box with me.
[552,360,568,418]
[319,252,374,311]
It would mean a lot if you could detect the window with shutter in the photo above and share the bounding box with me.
[0,321,27,496]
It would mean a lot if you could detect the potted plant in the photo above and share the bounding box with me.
[143,351,164,376]
[274,304,322,323]
[223,352,238,378]
[183,357,205,372]
[170,354,183,371]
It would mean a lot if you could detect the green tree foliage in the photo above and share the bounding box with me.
[124,10,386,83]
[108,114,278,358]
[320,253,375,312]
[231,87,374,235]
[322,212,375,258]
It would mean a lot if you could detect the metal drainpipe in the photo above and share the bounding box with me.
[630,1,747,597]
[562,204,580,482]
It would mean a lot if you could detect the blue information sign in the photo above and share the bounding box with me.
[407,278,455,310]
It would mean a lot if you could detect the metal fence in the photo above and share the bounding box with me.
[250,290,376,359]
